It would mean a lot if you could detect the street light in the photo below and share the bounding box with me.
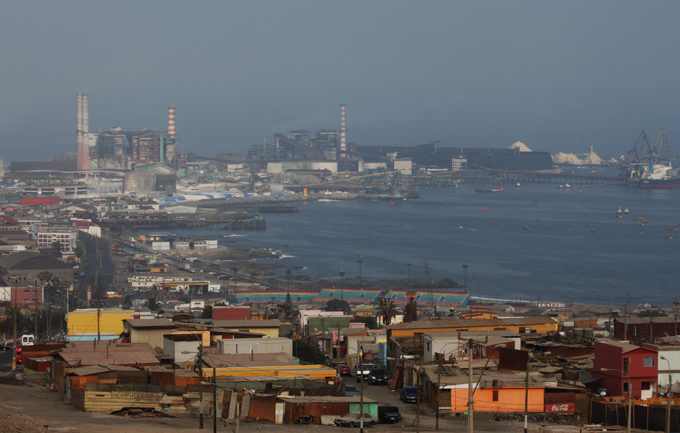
[624,296,634,341]
[12,276,25,372]
[182,331,206,429]
[406,262,411,288]
[464,338,504,433]
[339,271,345,301]
[462,264,468,290]
[660,356,672,433]
[601,367,632,433]
[357,259,363,286]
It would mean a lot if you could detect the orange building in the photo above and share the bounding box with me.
[451,386,545,413]
[387,317,558,340]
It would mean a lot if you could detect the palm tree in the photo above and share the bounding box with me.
[143,296,160,311]
[376,298,398,326]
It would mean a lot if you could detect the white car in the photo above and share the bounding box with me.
[354,363,375,380]
[334,412,378,428]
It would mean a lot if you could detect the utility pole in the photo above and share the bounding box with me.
[213,365,217,433]
[97,304,101,342]
[199,342,204,429]
[12,277,22,372]
[467,339,473,433]
[524,362,529,433]
[416,365,421,433]
[34,281,38,341]
[359,345,364,433]
[436,357,442,430]
[624,296,634,341]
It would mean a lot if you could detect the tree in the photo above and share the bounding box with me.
[376,298,397,326]
[51,240,62,250]
[325,299,351,315]
[201,305,213,319]
[292,339,326,364]
[143,296,160,311]
[74,244,84,260]
[404,297,418,322]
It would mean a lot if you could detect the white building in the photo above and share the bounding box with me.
[658,341,680,388]
[149,240,170,251]
[423,330,521,363]
[163,334,201,363]
[217,337,293,356]
[36,227,78,252]
[192,239,218,250]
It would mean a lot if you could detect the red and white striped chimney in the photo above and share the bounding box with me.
[340,104,346,155]
[81,94,90,170]
[168,107,176,138]
[77,93,83,170]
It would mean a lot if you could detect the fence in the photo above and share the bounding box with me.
[590,398,680,432]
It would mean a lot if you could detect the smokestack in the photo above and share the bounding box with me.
[340,104,346,156]
[81,94,90,170]
[168,107,176,138]
[77,94,83,170]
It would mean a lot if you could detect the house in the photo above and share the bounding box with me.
[172,238,191,250]
[213,305,251,321]
[613,317,680,343]
[149,240,170,251]
[123,318,177,351]
[66,309,136,341]
[217,337,293,356]
[655,340,680,389]
[164,334,201,363]
[0,285,43,310]
[593,340,658,399]
[423,330,521,363]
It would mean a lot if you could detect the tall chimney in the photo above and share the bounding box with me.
[77,94,83,170]
[82,94,90,170]
[339,104,346,156]
[168,107,176,138]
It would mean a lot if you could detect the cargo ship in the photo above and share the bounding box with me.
[637,161,680,189]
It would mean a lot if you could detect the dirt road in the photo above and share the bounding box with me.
[0,383,589,433]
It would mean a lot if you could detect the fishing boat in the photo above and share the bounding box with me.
[557,183,572,189]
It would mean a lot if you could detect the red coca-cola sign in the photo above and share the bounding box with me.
[544,402,575,413]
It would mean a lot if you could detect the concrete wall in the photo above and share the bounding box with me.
[163,337,200,363]
[217,337,293,356]
[130,328,171,352]
[658,346,680,387]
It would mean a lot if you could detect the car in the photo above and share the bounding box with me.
[355,363,375,381]
[378,406,401,424]
[344,385,359,397]
[334,412,378,428]
[0,343,8,351]
[368,368,388,385]
[338,364,351,376]
[400,386,418,403]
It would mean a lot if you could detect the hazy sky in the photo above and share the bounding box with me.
[2,1,680,162]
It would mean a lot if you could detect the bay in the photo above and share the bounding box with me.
[168,182,680,306]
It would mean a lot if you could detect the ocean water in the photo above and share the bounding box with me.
[167,182,680,306]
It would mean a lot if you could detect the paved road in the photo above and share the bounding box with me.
[0,349,12,372]
[76,233,115,308]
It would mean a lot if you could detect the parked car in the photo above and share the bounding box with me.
[378,406,401,424]
[355,363,375,381]
[368,368,388,385]
[400,386,418,403]
[0,343,8,351]
[344,385,359,397]
[338,364,351,376]
[334,412,378,428]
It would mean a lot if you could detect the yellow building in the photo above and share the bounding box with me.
[67,309,135,341]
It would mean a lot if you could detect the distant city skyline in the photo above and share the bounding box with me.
[2,1,680,162]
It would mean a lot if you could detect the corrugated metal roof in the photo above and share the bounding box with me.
[211,320,281,328]
[387,317,556,330]
[278,396,376,403]
[596,339,646,353]
[57,344,160,367]
[124,318,176,329]
[202,353,299,368]
[68,364,141,376]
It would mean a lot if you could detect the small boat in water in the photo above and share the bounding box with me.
[475,189,501,193]
[557,183,572,189]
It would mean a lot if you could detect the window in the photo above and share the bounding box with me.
[492,390,499,401]
[623,358,629,375]
[623,382,629,392]
[643,357,655,367]
[426,342,431,352]
[641,381,653,391]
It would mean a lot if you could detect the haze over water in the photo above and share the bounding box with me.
[170,181,680,307]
